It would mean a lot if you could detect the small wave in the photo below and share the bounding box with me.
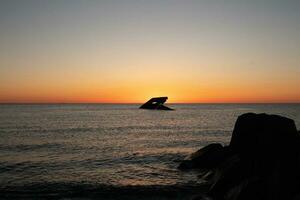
[0,143,63,151]
[0,125,190,135]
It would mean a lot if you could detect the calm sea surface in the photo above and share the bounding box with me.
[0,104,299,198]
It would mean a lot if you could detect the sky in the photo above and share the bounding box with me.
[0,0,299,103]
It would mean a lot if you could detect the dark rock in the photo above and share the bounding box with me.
[190,143,223,160]
[230,113,298,158]
[177,160,194,170]
[222,177,264,200]
[181,113,300,200]
[139,97,173,110]
[214,113,300,200]
[178,143,233,171]
[192,194,213,200]
[209,154,244,199]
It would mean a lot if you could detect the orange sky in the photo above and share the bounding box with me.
[0,1,299,103]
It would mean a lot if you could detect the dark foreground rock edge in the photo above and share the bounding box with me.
[0,184,209,200]
[179,113,300,200]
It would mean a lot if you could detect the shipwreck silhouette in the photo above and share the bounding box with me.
[139,97,173,110]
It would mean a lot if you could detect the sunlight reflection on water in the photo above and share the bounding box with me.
[0,104,299,188]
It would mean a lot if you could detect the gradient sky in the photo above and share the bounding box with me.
[0,0,299,103]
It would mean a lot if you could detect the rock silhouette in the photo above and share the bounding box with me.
[178,143,232,171]
[178,113,300,200]
[140,97,173,110]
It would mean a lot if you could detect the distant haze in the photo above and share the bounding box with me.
[0,0,299,103]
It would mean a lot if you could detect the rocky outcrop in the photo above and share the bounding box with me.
[179,113,300,200]
[178,143,232,171]
[139,97,173,110]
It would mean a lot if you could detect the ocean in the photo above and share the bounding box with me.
[0,104,299,199]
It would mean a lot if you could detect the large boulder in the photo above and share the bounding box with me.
[212,113,300,200]
[180,113,300,200]
[230,113,298,158]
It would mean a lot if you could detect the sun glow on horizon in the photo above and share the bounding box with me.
[0,1,300,104]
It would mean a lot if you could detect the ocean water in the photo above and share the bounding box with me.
[0,104,299,199]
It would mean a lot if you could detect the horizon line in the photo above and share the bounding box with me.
[0,102,300,105]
